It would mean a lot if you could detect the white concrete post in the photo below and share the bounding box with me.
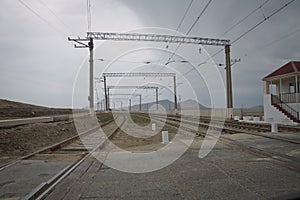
[271,122,278,133]
[152,123,156,131]
[162,131,169,144]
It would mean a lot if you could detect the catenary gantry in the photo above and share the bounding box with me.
[103,73,176,111]
[69,32,233,117]
[109,93,142,111]
[107,86,159,111]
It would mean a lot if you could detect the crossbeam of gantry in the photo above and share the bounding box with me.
[103,72,177,111]
[87,32,230,46]
[107,86,159,111]
[110,93,142,111]
[103,72,176,77]
[107,86,157,89]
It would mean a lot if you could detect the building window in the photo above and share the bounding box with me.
[289,82,300,93]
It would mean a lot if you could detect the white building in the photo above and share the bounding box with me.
[263,61,300,125]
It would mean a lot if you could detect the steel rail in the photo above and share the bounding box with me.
[137,113,300,172]
[26,115,126,200]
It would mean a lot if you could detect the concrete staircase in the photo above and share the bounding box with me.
[273,104,300,123]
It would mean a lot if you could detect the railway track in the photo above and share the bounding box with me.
[136,113,300,172]
[142,113,300,144]
[0,114,125,200]
[1,112,299,199]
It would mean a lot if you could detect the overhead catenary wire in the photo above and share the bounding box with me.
[146,0,213,101]
[155,0,194,66]
[244,24,300,57]
[175,0,195,33]
[159,0,297,96]
[199,0,297,67]
[144,0,214,101]
[218,0,271,38]
[231,0,296,44]
[145,0,195,99]
[166,0,213,63]
[17,0,68,37]
[184,0,271,65]
[38,0,79,37]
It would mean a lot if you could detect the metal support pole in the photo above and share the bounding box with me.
[173,76,178,110]
[107,88,110,110]
[88,38,94,113]
[139,95,142,112]
[104,76,108,111]
[156,88,159,111]
[121,101,123,111]
[129,99,131,112]
[225,45,233,119]
[296,75,299,103]
[280,78,282,101]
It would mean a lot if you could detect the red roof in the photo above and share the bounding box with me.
[263,61,300,80]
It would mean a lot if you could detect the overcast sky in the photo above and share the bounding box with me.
[1,0,300,108]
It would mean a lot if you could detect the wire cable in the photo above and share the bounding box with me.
[146,0,195,94]
[159,0,297,96]
[167,0,213,63]
[199,0,297,67]
[144,0,213,101]
[38,0,79,37]
[244,24,300,57]
[18,0,68,37]
[175,0,195,33]
[218,0,271,38]
[232,0,296,44]
[155,0,194,65]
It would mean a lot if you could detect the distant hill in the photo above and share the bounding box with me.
[180,99,207,109]
[130,99,173,111]
[0,99,72,119]
[128,99,206,111]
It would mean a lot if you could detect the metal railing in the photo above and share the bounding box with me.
[280,92,300,103]
[271,94,299,121]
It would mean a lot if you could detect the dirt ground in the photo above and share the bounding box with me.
[0,121,77,157]
[111,114,178,151]
[0,98,181,163]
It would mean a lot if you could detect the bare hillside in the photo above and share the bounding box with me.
[0,99,72,120]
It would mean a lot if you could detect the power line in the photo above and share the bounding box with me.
[176,0,194,33]
[38,0,79,36]
[149,0,195,85]
[184,0,271,65]
[159,0,297,97]
[18,0,67,37]
[155,0,194,66]
[218,0,271,38]
[244,24,300,57]
[197,0,297,68]
[232,0,296,44]
[187,0,212,35]
[147,0,214,99]
[167,0,213,62]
